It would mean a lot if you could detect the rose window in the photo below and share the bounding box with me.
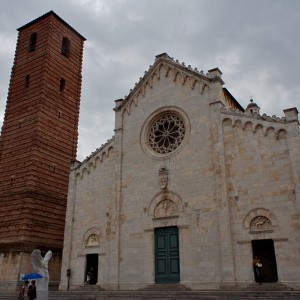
[148,113,185,154]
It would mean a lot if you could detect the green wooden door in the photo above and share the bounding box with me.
[155,227,180,283]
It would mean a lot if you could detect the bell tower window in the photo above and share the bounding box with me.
[61,37,70,57]
[25,75,30,88]
[29,32,37,52]
[60,78,66,92]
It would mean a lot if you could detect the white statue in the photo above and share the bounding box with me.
[31,249,52,300]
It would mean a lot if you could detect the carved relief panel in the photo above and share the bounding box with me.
[154,199,178,218]
[250,216,272,232]
[83,228,101,248]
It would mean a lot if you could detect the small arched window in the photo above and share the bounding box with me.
[29,32,37,52]
[10,175,15,186]
[60,78,66,92]
[25,75,30,88]
[61,37,70,57]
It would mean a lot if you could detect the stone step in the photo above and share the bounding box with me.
[141,283,191,291]
[1,290,300,300]
[48,290,300,300]
[243,282,292,291]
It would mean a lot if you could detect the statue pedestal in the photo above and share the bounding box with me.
[37,290,49,300]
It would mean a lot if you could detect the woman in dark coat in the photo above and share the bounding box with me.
[28,280,37,300]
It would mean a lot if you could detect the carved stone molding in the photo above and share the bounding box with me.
[117,59,213,116]
[154,199,178,218]
[250,216,272,232]
[243,208,278,232]
[83,227,101,248]
[148,190,184,217]
[159,167,168,190]
[86,234,100,247]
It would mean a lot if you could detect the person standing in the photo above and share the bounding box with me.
[253,257,263,284]
[85,267,95,284]
[28,280,37,300]
[20,280,30,300]
[85,270,91,285]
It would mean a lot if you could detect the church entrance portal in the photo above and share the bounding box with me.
[85,254,98,284]
[252,239,278,282]
[155,226,180,283]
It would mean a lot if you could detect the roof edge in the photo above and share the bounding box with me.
[115,53,226,112]
[17,10,86,41]
[223,87,245,112]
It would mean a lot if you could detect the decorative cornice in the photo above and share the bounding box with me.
[74,136,115,168]
[221,108,291,139]
[73,136,115,178]
[0,242,63,253]
[115,53,224,114]
[220,106,287,124]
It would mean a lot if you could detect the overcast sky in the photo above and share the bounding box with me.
[1,0,299,161]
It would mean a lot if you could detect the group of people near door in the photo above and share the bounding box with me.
[19,280,36,300]
[83,261,263,286]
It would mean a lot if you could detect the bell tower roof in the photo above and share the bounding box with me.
[17,10,86,41]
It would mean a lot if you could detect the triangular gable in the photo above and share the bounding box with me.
[114,52,243,113]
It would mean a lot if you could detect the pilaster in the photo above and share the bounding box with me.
[210,101,236,288]
[59,162,79,291]
[113,105,124,290]
[283,108,300,213]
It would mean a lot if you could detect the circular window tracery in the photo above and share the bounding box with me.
[140,107,190,159]
[148,113,185,154]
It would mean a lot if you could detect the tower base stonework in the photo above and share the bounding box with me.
[0,250,61,291]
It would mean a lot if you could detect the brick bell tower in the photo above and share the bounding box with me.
[0,11,85,290]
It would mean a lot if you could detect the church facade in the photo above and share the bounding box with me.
[60,53,300,291]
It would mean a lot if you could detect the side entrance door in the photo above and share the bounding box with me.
[252,239,278,282]
[85,254,98,284]
[155,226,180,283]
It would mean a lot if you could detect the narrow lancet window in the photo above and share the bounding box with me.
[61,37,70,57]
[29,32,37,52]
[60,78,66,92]
[25,75,30,88]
